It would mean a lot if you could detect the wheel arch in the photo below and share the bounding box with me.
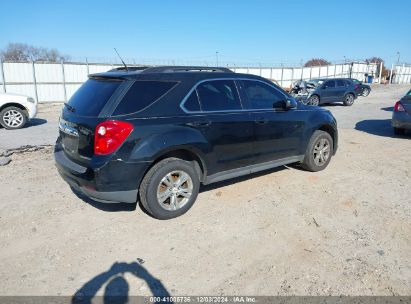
[145,147,207,183]
[317,124,338,154]
[0,102,28,114]
[344,91,356,98]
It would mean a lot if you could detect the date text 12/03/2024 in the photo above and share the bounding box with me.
[148,296,257,303]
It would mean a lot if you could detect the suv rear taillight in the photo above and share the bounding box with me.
[354,84,359,90]
[394,101,405,112]
[94,120,133,155]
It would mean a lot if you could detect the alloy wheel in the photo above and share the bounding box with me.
[313,138,330,166]
[3,110,24,128]
[309,96,319,106]
[157,170,193,211]
[345,94,354,105]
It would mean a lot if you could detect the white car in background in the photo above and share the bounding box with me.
[0,93,38,129]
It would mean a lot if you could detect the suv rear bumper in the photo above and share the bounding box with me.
[392,112,411,129]
[54,149,146,204]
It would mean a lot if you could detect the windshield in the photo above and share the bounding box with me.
[66,79,122,116]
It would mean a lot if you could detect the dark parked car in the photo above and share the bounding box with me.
[349,78,371,97]
[55,66,338,219]
[300,78,358,106]
[392,88,411,135]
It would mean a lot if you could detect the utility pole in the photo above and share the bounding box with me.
[215,51,219,67]
[396,52,400,64]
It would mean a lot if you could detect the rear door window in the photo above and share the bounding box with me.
[336,80,345,87]
[183,91,201,112]
[67,79,122,116]
[113,81,178,115]
[196,80,242,111]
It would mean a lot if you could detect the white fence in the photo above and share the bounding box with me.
[232,62,379,88]
[0,61,409,103]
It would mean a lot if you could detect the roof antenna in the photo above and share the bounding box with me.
[114,48,128,71]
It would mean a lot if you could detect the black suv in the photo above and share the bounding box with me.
[55,66,338,219]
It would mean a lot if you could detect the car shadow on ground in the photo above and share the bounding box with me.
[0,118,47,130]
[26,118,48,127]
[70,186,137,212]
[355,119,410,138]
[71,165,293,213]
[72,261,172,304]
[381,106,394,112]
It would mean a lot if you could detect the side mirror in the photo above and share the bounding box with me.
[283,99,297,110]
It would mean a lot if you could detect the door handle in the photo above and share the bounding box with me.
[255,118,268,125]
[187,121,211,127]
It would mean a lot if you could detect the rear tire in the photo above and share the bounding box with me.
[0,106,27,130]
[139,158,200,220]
[343,93,355,106]
[393,127,405,135]
[362,88,370,97]
[301,130,333,172]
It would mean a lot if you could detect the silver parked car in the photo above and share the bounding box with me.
[392,89,411,135]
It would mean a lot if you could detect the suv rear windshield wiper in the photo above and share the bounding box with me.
[64,103,76,112]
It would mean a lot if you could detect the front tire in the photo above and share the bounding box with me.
[0,106,27,130]
[139,158,200,220]
[301,130,333,172]
[343,93,355,106]
[308,95,320,106]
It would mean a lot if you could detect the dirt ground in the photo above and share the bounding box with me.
[0,85,410,297]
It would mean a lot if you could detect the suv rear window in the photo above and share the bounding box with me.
[113,81,178,115]
[67,79,122,116]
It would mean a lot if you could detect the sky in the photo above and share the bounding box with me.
[1,0,410,66]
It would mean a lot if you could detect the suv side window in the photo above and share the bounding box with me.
[323,80,336,88]
[197,80,242,111]
[113,81,178,115]
[344,79,353,86]
[336,80,345,87]
[183,91,201,112]
[242,80,286,109]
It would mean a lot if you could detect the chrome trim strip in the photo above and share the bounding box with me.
[179,77,291,114]
[59,121,79,136]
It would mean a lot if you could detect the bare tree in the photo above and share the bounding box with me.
[304,58,331,67]
[366,56,388,77]
[0,43,70,62]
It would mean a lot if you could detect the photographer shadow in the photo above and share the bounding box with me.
[72,262,172,304]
